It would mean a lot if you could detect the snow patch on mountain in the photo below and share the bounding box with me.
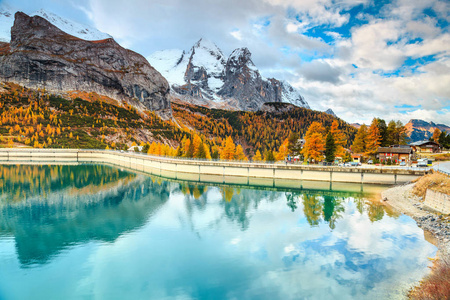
[147,49,187,86]
[281,81,309,109]
[190,39,226,81]
[0,6,111,42]
[147,38,309,110]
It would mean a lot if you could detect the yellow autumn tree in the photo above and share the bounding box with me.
[149,141,158,155]
[365,118,381,157]
[275,138,289,161]
[302,132,325,162]
[432,128,441,143]
[192,134,203,157]
[252,150,263,161]
[302,122,326,162]
[235,144,248,161]
[220,136,236,160]
[330,120,347,157]
[305,121,325,139]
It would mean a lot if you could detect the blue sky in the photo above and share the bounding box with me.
[2,0,450,125]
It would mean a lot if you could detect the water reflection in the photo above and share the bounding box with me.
[0,164,170,266]
[0,165,436,300]
[285,191,399,230]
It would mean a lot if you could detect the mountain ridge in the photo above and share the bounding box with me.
[148,38,309,111]
[0,12,170,115]
[405,119,450,142]
[0,6,111,42]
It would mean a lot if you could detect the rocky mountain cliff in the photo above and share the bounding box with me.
[405,119,450,142]
[148,39,308,111]
[0,12,170,114]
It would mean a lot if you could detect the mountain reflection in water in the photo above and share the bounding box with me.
[0,164,436,300]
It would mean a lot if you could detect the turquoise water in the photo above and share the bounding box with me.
[0,164,436,300]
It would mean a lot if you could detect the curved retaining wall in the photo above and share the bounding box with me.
[0,149,427,185]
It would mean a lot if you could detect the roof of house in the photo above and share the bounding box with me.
[409,140,440,147]
[377,147,413,154]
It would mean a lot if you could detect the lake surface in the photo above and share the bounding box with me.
[0,164,436,300]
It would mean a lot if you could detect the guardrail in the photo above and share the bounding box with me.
[0,148,431,171]
[0,148,430,185]
[433,163,450,176]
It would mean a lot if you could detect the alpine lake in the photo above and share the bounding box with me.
[0,164,436,300]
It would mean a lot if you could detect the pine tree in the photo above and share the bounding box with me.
[264,149,275,162]
[365,118,381,157]
[175,146,183,157]
[439,131,447,147]
[385,120,397,146]
[196,141,206,159]
[351,124,367,153]
[186,139,195,158]
[324,132,336,162]
[376,118,388,146]
[395,120,408,145]
[287,132,301,155]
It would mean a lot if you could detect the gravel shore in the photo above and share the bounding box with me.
[381,183,450,251]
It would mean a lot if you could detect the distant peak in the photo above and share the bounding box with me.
[228,47,253,66]
[230,47,251,57]
[325,108,337,117]
[193,38,220,51]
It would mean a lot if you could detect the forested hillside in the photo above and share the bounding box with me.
[172,102,356,156]
[0,83,357,159]
[0,83,184,149]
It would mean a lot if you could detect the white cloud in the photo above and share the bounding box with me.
[5,0,450,125]
[230,30,243,41]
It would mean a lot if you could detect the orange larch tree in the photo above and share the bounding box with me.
[330,120,347,157]
[365,118,382,157]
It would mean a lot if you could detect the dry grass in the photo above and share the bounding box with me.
[433,153,450,161]
[412,172,450,198]
[409,250,450,300]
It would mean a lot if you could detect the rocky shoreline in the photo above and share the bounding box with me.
[381,183,450,251]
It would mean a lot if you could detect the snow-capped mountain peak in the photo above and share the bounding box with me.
[0,6,111,42]
[32,9,111,41]
[186,38,227,92]
[147,39,309,111]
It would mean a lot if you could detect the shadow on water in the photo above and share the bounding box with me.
[0,164,171,267]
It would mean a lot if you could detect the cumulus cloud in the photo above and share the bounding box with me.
[5,0,450,124]
[299,60,342,84]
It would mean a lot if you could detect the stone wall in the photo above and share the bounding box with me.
[424,189,450,214]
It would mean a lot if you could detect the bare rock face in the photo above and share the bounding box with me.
[218,48,282,110]
[0,12,170,113]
